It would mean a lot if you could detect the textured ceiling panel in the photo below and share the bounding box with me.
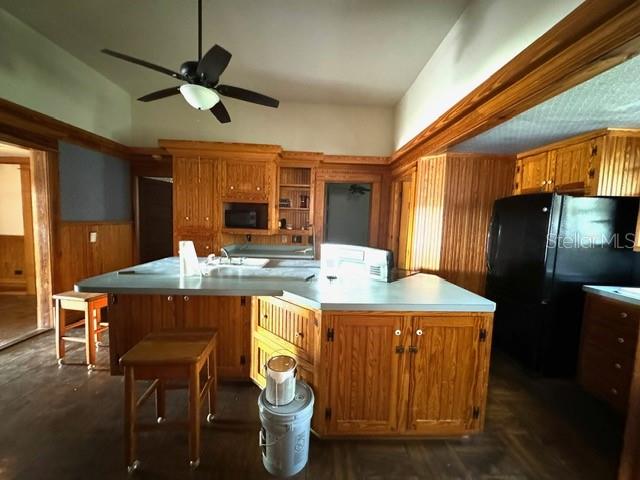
[453,55,640,154]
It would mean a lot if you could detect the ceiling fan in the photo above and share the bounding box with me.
[101,0,279,123]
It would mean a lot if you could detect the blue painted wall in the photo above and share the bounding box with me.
[58,141,131,221]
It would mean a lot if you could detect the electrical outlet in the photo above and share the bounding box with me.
[14,269,23,275]
[89,231,97,243]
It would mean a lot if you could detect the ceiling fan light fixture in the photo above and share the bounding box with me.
[179,84,220,110]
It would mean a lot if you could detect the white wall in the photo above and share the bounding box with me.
[132,96,393,155]
[131,98,393,156]
[0,164,24,235]
[0,9,132,143]
[394,0,584,150]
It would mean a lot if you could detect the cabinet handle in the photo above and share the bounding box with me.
[395,346,405,354]
[256,186,261,191]
[394,329,401,336]
[547,179,553,185]
[620,312,628,319]
[617,337,625,344]
[183,296,189,302]
[614,362,622,370]
[185,216,190,221]
[408,346,418,354]
[205,216,210,221]
[167,296,173,302]
[416,329,423,336]
[205,245,210,250]
[611,388,618,396]
[541,180,546,186]
[230,185,234,190]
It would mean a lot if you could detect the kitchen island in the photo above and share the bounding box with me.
[76,257,495,438]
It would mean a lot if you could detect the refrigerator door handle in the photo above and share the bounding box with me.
[486,214,498,274]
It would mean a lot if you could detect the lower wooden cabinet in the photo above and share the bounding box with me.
[579,293,640,413]
[250,297,494,438]
[107,294,250,379]
[325,313,492,436]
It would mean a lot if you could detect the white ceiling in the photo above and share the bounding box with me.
[453,54,640,153]
[0,0,469,106]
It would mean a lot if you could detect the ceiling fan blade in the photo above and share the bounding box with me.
[197,45,232,84]
[137,87,181,102]
[101,49,183,80]
[215,84,279,108]
[211,101,231,123]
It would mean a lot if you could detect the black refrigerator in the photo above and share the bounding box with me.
[485,193,639,377]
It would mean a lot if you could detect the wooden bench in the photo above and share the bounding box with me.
[120,328,218,473]
[53,291,109,370]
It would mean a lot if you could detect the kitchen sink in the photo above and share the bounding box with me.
[201,257,270,276]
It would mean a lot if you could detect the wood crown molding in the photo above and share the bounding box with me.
[159,139,282,156]
[390,0,640,167]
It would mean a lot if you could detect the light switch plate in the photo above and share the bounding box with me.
[89,231,97,243]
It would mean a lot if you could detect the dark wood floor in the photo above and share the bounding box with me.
[0,332,624,479]
[0,294,37,347]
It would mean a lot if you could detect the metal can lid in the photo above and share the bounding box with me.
[267,355,296,373]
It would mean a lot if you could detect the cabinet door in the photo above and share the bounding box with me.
[180,295,250,379]
[407,315,490,435]
[173,157,199,229]
[173,156,215,229]
[553,142,593,193]
[174,233,215,257]
[519,152,551,193]
[327,315,408,434]
[223,159,270,201]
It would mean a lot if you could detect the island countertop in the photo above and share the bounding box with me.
[75,257,495,312]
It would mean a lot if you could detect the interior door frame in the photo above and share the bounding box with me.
[314,170,383,251]
[0,140,56,331]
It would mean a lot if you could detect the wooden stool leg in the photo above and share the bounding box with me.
[207,344,217,421]
[188,364,201,469]
[84,304,96,368]
[156,379,166,421]
[124,366,139,472]
[93,306,100,347]
[54,299,65,361]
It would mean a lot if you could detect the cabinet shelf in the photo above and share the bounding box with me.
[279,207,309,211]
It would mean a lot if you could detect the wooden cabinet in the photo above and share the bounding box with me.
[173,156,215,230]
[222,158,274,202]
[516,152,553,194]
[407,316,490,434]
[324,312,492,436]
[514,130,640,197]
[174,233,215,257]
[107,294,250,379]
[579,293,640,413]
[327,315,408,434]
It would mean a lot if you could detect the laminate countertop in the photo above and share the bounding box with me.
[583,285,640,307]
[75,257,496,312]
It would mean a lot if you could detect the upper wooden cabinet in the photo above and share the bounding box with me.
[173,156,216,231]
[222,158,275,202]
[513,129,639,197]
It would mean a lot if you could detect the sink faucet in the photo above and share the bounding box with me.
[220,247,230,260]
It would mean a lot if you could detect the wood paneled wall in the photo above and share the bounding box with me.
[56,222,133,291]
[0,235,26,288]
[407,153,515,294]
[597,135,640,196]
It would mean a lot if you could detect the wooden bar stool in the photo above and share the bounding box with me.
[53,291,109,370]
[120,328,218,473]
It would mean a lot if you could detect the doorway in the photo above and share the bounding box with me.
[0,142,40,348]
[137,176,173,263]
[324,183,371,246]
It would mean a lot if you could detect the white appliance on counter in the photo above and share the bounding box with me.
[320,244,394,283]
